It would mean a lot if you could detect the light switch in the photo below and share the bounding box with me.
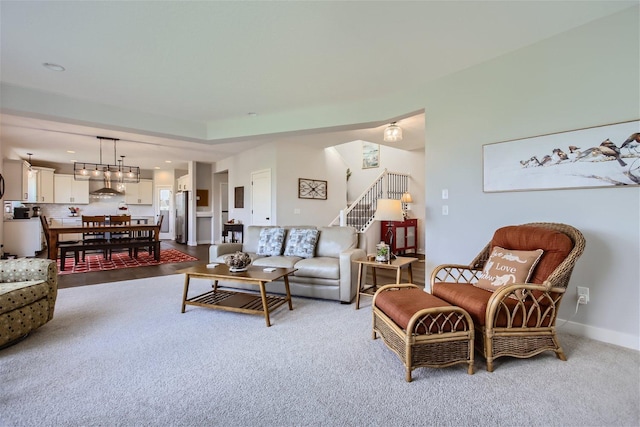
[294,208,301,214]
[442,205,449,216]
[442,189,449,200]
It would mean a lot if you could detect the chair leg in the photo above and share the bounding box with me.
[59,248,67,271]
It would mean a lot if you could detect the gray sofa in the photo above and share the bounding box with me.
[209,225,365,303]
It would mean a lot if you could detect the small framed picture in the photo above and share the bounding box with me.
[298,178,327,200]
[362,141,380,169]
[234,186,244,208]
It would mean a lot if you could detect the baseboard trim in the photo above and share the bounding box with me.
[557,319,640,351]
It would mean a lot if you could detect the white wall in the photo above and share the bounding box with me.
[216,141,349,228]
[420,8,639,349]
[334,140,426,253]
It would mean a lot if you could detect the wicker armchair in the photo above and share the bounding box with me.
[0,258,58,348]
[431,222,585,372]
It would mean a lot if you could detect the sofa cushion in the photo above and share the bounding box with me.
[252,256,301,269]
[256,228,286,256]
[315,226,357,258]
[293,257,340,280]
[284,228,319,258]
[491,225,573,284]
[474,246,543,296]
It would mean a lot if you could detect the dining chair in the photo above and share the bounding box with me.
[81,215,108,261]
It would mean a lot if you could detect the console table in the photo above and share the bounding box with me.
[381,218,418,254]
[222,223,244,243]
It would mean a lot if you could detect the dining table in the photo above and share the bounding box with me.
[44,222,161,261]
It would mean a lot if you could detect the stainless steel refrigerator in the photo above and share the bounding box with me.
[175,191,188,244]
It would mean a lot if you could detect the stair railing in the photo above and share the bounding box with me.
[330,169,410,232]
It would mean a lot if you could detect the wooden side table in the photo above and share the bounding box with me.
[353,256,418,309]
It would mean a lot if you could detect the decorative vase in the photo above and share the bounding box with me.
[224,251,252,272]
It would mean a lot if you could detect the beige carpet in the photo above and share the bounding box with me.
[1,274,638,426]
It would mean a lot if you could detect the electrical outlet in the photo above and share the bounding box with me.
[577,286,589,304]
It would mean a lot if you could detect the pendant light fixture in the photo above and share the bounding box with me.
[383,122,403,142]
[73,136,140,184]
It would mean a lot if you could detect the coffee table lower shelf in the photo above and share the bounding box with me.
[186,289,289,316]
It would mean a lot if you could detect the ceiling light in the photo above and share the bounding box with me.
[74,137,140,197]
[165,160,172,163]
[383,122,403,142]
[26,153,34,177]
[42,62,65,72]
[67,150,76,154]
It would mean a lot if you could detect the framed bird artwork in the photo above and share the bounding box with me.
[483,119,640,192]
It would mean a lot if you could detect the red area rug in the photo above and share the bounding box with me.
[57,248,198,275]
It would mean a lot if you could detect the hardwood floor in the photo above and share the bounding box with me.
[55,240,209,289]
[53,242,426,291]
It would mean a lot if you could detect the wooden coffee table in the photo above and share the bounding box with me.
[178,264,296,327]
[353,256,419,309]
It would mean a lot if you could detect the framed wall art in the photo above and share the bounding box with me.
[362,141,380,169]
[298,178,327,200]
[483,120,640,192]
[234,186,244,208]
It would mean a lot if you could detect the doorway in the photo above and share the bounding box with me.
[156,185,173,240]
[251,169,272,225]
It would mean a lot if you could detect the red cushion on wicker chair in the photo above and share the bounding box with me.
[491,225,573,284]
[375,288,462,333]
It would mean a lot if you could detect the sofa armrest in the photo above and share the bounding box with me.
[339,248,366,303]
[430,264,483,286]
[209,243,243,262]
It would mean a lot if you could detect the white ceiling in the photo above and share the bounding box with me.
[0,1,635,171]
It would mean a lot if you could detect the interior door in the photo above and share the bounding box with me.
[251,169,272,225]
[156,185,173,240]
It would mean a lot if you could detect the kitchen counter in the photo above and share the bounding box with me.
[3,217,43,257]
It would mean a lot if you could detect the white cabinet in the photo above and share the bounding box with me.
[54,174,89,204]
[2,159,30,201]
[28,167,55,203]
[3,219,42,257]
[177,174,191,191]
[125,179,153,205]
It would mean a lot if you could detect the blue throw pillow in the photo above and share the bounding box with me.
[256,228,286,256]
[284,228,319,258]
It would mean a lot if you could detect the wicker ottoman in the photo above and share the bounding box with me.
[372,284,474,382]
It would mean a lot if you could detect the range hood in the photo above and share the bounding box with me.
[90,177,123,198]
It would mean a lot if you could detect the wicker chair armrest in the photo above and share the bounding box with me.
[407,306,474,336]
[486,282,565,329]
[431,264,483,285]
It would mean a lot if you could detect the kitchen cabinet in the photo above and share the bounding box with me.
[125,179,153,205]
[2,159,30,201]
[381,218,418,255]
[3,219,42,257]
[177,174,191,191]
[54,174,90,204]
[28,167,55,203]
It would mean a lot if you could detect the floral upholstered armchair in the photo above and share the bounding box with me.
[0,258,58,348]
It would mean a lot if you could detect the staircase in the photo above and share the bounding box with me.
[330,169,410,232]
